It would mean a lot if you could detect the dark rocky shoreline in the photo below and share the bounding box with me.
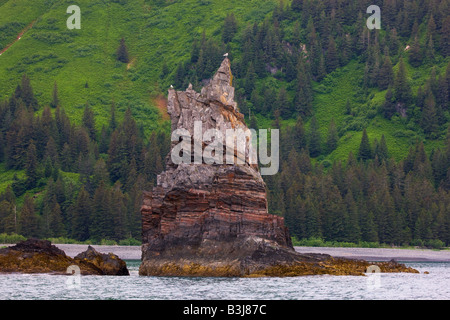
[0,239,129,275]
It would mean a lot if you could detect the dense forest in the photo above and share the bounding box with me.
[169,0,450,247]
[0,75,169,243]
[1,0,450,247]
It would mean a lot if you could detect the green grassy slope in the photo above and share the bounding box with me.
[312,59,448,163]
[0,0,277,128]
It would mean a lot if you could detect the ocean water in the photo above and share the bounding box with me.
[1,261,449,300]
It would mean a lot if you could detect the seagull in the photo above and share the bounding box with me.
[223,53,228,57]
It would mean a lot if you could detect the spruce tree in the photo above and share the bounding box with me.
[308,116,321,157]
[374,134,389,162]
[294,58,313,117]
[49,201,65,237]
[116,37,130,63]
[360,210,378,243]
[421,89,438,136]
[19,74,38,110]
[71,187,91,241]
[358,128,372,161]
[293,116,307,153]
[393,57,412,104]
[90,182,113,241]
[50,82,59,108]
[276,87,291,119]
[344,191,361,242]
[304,195,321,239]
[325,36,339,73]
[18,195,38,238]
[0,200,14,234]
[377,56,394,90]
[25,140,39,188]
[111,183,127,241]
[382,87,396,119]
[82,103,96,141]
[326,118,338,153]
[222,13,238,43]
[408,37,422,67]
[441,16,450,57]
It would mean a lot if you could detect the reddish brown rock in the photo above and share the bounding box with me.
[139,59,418,277]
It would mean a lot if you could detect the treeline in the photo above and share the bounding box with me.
[0,75,169,242]
[265,125,450,247]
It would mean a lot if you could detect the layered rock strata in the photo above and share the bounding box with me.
[139,59,418,277]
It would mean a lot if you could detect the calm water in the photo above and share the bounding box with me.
[1,261,449,300]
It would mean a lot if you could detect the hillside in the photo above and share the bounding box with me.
[0,0,449,246]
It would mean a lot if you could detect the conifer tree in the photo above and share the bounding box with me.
[308,116,321,157]
[116,37,130,63]
[276,87,291,119]
[360,210,378,243]
[408,37,422,67]
[377,56,394,90]
[421,89,438,136]
[244,62,256,95]
[82,103,96,141]
[326,118,338,153]
[25,140,38,188]
[111,183,128,241]
[382,87,396,119]
[0,200,15,234]
[298,148,312,174]
[374,134,389,162]
[222,13,238,43]
[304,195,321,239]
[393,57,412,104]
[18,195,38,238]
[50,82,59,108]
[441,16,450,57]
[293,116,307,153]
[358,128,372,161]
[294,58,313,117]
[325,36,339,73]
[71,187,91,241]
[90,182,113,241]
[19,74,38,110]
[344,190,361,242]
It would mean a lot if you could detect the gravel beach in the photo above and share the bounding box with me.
[1,243,449,262]
[294,246,450,262]
[0,243,142,260]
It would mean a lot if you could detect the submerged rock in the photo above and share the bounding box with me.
[74,245,129,275]
[0,239,129,275]
[139,59,418,277]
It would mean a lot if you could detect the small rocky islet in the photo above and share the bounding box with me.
[0,238,129,275]
[138,58,419,278]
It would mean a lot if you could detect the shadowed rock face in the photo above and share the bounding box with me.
[139,59,418,277]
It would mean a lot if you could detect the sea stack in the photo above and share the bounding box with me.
[139,58,418,277]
